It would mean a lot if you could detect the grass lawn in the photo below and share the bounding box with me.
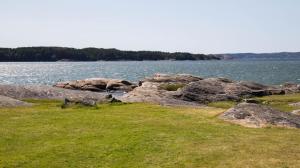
[257,93,300,112]
[0,99,300,168]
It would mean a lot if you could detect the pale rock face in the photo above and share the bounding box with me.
[54,78,137,92]
[292,109,300,115]
[142,73,203,83]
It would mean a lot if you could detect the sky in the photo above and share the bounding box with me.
[0,0,299,54]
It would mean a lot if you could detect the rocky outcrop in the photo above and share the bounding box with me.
[121,74,203,106]
[0,85,116,103]
[0,95,32,107]
[121,74,297,106]
[177,78,284,104]
[120,81,199,106]
[54,78,137,92]
[219,103,300,128]
[142,73,203,84]
[282,83,300,94]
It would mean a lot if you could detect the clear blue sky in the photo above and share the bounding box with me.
[1,0,299,54]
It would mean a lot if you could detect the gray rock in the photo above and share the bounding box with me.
[178,78,284,104]
[120,81,199,106]
[54,78,137,92]
[282,82,300,94]
[0,95,32,107]
[62,98,97,108]
[0,85,117,103]
[142,73,203,84]
[220,103,300,128]
[122,74,290,106]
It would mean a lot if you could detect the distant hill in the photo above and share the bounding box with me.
[217,52,300,60]
[0,47,220,62]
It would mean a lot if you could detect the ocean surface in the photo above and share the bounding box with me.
[0,60,300,85]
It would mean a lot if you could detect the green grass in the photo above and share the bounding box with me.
[208,101,237,109]
[159,83,186,91]
[1,100,300,167]
[257,93,300,112]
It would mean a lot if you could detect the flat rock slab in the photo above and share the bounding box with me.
[0,95,32,107]
[0,85,116,103]
[178,78,284,103]
[54,78,137,92]
[220,103,300,128]
[142,73,203,83]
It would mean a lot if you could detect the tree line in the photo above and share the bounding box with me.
[0,47,220,61]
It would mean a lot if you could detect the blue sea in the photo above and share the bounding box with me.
[0,60,300,85]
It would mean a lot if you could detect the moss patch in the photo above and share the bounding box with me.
[208,101,237,109]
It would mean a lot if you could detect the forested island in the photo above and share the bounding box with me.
[0,47,220,61]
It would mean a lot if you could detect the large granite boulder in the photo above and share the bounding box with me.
[219,103,300,128]
[54,78,137,92]
[0,95,32,107]
[0,85,116,103]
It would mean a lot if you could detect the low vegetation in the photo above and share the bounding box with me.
[257,93,300,112]
[207,101,237,109]
[159,83,186,91]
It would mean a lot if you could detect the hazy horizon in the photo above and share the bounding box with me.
[1,0,300,54]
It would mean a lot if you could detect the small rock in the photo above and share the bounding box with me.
[292,109,300,115]
[62,98,97,108]
[282,82,300,94]
[289,102,300,107]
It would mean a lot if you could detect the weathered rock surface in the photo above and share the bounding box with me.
[142,73,203,84]
[121,74,297,106]
[292,109,300,115]
[282,82,300,94]
[177,78,284,103]
[0,95,32,107]
[0,85,116,103]
[54,78,137,92]
[120,81,199,106]
[220,103,300,128]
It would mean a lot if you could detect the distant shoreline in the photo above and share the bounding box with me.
[0,47,220,62]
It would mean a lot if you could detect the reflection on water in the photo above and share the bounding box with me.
[0,60,300,85]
